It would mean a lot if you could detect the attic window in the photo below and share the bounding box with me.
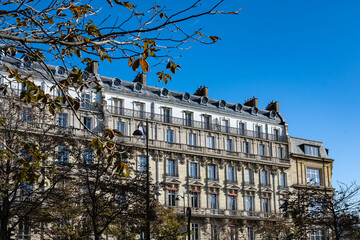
[133,82,143,92]
[251,107,258,115]
[218,100,226,108]
[56,66,66,76]
[182,92,190,101]
[200,96,208,105]
[82,70,90,80]
[269,110,276,119]
[304,145,319,157]
[112,78,121,88]
[235,103,242,112]
[160,88,169,97]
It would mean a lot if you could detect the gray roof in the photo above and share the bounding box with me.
[0,55,286,124]
[290,137,329,158]
[100,76,286,124]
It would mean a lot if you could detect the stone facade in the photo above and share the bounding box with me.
[0,58,334,239]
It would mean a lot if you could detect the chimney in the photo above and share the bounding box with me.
[133,72,147,85]
[244,97,258,108]
[86,60,99,74]
[194,85,209,98]
[265,101,279,112]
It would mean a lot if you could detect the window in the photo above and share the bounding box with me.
[191,223,199,240]
[208,165,217,181]
[255,125,261,138]
[113,98,124,114]
[20,182,33,195]
[190,162,199,178]
[261,170,270,186]
[244,169,254,185]
[278,147,283,158]
[210,194,217,209]
[168,160,176,176]
[81,93,91,108]
[211,224,218,240]
[280,172,287,188]
[226,139,232,151]
[83,150,93,165]
[259,144,266,156]
[168,190,176,206]
[246,196,253,211]
[204,115,211,130]
[135,102,145,119]
[18,219,31,240]
[207,136,215,149]
[263,198,270,213]
[189,133,197,146]
[23,109,32,123]
[307,168,321,186]
[139,157,147,173]
[279,199,287,213]
[116,121,125,135]
[274,129,280,141]
[229,195,237,210]
[185,112,192,126]
[310,229,324,240]
[239,122,245,135]
[248,227,254,240]
[163,108,171,123]
[224,119,230,132]
[243,142,250,154]
[83,117,92,129]
[166,129,174,143]
[58,146,69,163]
[309,198,323,216]
[305,145,320,157]
[230,227,238,240]
[191,192,199,208]
[228,166,235,183]
[58,113,68,127]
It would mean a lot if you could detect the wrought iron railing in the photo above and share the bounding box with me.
[108,106,287,142]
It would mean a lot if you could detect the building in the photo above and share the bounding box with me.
[0,58,334,239]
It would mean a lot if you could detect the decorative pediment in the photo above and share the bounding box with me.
[262,187,273,193]
[208,182,222,188]
[164,178,182,184]
[188,180,204,187]
[227,184,241,190]
[244,186,257,192]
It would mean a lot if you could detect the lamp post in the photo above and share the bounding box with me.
[132,118,150,240]
[176,192,192,240]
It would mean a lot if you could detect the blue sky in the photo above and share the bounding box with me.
[98,0,360,187]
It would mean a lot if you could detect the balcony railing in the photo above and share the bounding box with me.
[108,106,287,142]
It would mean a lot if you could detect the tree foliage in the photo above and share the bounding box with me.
[281,182,360,240]
[0,0,239,238]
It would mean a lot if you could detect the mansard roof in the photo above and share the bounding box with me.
[100,75,286,124]
[289,137,330,159]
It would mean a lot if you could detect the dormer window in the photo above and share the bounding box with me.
[182,92,190,101]
[112,78,122,88]
[133,82,143,92]
[82,70,90,80]
[55,66,66,76]
[251,107,258,115]
[160,88,169,97]
[200,96,208,105]
[304,145,320,157]
[235,103,242,112]
[218,100,226,108]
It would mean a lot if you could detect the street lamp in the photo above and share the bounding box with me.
[132,118,150,240]
[176,193,192,240]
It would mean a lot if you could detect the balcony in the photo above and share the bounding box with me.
[108,106,287,142]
